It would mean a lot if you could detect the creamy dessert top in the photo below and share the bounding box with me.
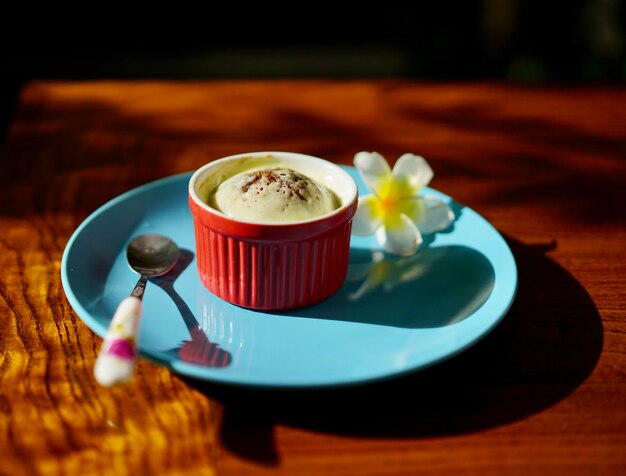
[209,167,339,223]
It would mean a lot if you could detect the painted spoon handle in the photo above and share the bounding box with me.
[94,296,142,386]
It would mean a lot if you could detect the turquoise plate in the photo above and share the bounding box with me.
[61,167,517,388]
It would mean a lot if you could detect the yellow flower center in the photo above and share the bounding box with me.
[380,196,399,213]
[372,175,423,228]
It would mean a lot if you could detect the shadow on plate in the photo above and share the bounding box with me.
[153,249,231,368]
[276,244,495,329]
[181,236,603,466]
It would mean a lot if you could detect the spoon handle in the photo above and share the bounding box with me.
[94,296,142,386]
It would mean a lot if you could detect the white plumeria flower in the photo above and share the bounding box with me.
[352,151,455,256]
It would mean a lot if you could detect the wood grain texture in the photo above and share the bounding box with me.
[0,80,625,475]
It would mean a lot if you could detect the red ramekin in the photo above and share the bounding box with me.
[188,151,358,310]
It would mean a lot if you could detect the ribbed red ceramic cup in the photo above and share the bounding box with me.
[188,152,358,310]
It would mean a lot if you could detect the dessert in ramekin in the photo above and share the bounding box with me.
[188,151,358,310]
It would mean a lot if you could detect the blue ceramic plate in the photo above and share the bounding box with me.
[61,167,517,388]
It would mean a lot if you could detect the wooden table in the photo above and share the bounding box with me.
[1,81,625,475]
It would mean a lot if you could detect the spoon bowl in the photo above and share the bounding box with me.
[127,234,180,278]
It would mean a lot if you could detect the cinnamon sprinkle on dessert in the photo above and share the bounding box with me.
[240,169,309,201]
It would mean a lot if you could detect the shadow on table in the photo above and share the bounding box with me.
[183,236,602,466]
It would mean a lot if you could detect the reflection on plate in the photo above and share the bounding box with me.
[61,167,517,388]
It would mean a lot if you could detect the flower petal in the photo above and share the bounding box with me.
[354,151,392,198]
[352,195,383,235]
[376,213,423,256]
[392,153,434,196]
[397,197,425,224]
[416,196,455,234]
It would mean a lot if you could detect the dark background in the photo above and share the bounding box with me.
[1,1,625,134]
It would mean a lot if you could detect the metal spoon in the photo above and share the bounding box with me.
[94,234,179,387]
